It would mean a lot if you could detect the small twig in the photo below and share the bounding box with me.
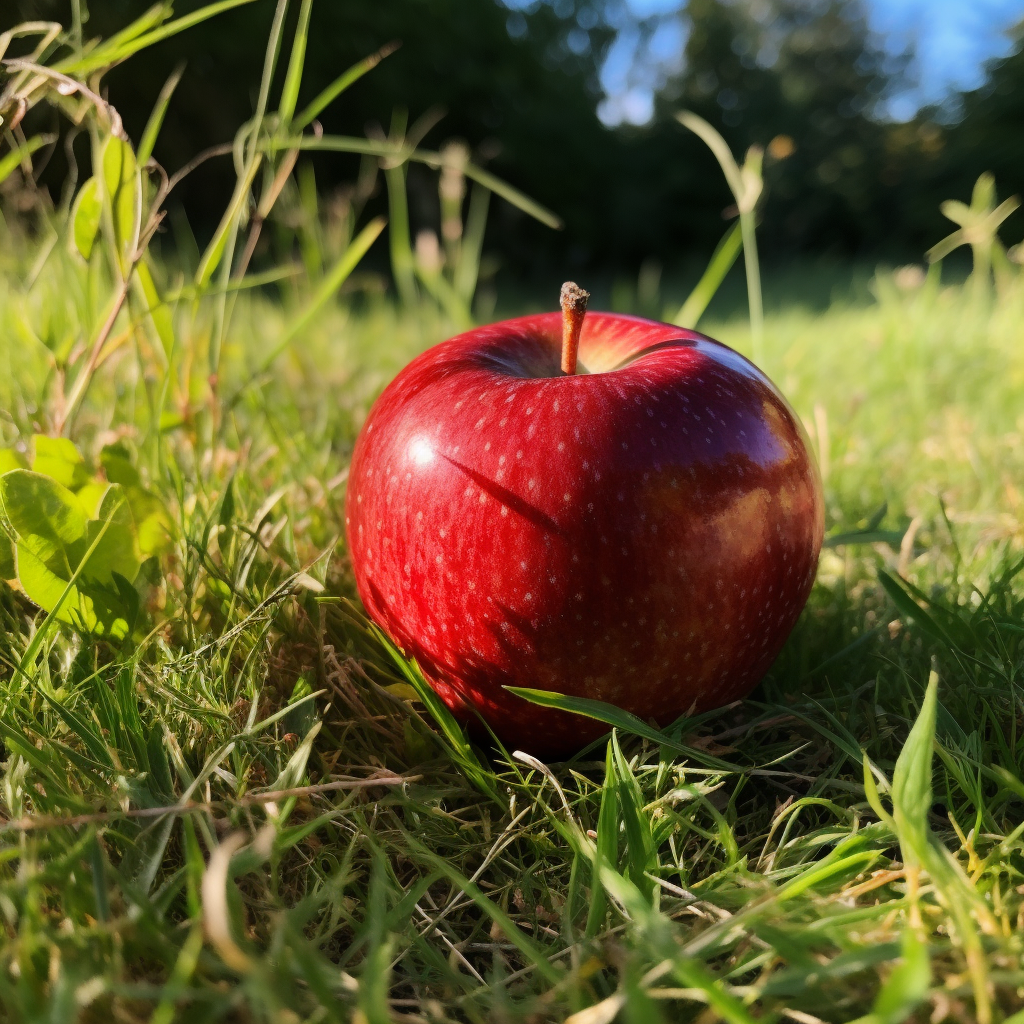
[1,58,124,137]
[166,142,234,195]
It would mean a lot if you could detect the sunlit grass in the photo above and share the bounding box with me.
[3,212,1024,1020]
[2,4,1024,1022]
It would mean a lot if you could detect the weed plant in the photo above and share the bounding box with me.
[1,5,1024,1023]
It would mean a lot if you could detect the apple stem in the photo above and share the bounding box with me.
[560,281,590,375]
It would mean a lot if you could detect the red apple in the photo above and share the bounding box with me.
[346,286,823,756]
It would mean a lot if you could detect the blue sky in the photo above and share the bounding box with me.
[572,0,1024,124]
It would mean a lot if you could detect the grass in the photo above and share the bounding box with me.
[3,6,1024,1024]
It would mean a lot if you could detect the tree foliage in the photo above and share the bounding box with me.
[2,0,1020,273]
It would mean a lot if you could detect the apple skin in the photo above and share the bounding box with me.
[346,312,823,756]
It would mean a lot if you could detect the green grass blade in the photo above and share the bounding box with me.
[0,134,54,189]
[878,571,950,647]
[137,62,184,166]
[372,626,499,804]
[611,731,656,899]
[671,958,760,1024]
[53,2,171,73]
[459,158,562,230]
[505,686,740,771]
[241,215,385,383]
[675,111,744,204]
[586,740,619,938]
[385,161,417,306]
[407,836,562,984]
[673,220,742,328]
[277,0,312,126]
[194,155,263,288]
[891,670,938,866]
[454,181,491,304]
[57,0,256,75]
[295,44,400,130]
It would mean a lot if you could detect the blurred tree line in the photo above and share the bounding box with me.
[3,0,1022,278]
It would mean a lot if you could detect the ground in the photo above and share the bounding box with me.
[1,210,1023,1024]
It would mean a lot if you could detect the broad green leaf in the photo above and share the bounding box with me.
[102,136,140,262]
[75,481,108,518]
[33,435,89,490]
[284,675,318,736]
[1,471,140,639]
[0,449,28,475]
[0,447,28,578]
[71,177,102,261]
[87,485,142,585]
[3,470,89,572]
[0,540,14,581]
[100,444,174,556]
[99,443,142,489]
